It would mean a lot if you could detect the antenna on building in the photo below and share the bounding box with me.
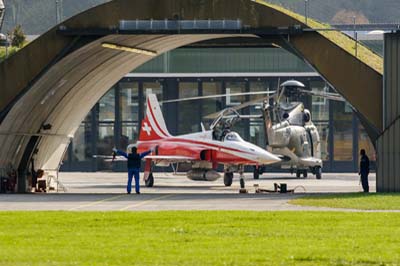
[0,0,5,32]
[55,0,63,24]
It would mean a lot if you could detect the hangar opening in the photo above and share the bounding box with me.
[0,0,384,193]
[60,40,376,174]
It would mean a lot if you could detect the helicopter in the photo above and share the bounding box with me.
[166,80,346,180]
[256,80,324,179]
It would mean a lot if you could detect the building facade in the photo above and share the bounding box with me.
[60,47,375,172]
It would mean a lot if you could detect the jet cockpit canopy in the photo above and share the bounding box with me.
[224,132,244,142]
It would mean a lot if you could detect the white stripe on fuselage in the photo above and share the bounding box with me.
[146,107,169,138]
[138,130,277,165]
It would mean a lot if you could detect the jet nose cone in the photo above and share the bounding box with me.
[258,151,281,164]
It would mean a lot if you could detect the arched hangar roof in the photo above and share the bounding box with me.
[0,0,382,173]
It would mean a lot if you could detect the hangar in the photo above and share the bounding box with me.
[0,0,392,192]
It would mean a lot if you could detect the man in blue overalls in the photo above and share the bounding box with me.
[359,149,370,193]
[113,147,152,194]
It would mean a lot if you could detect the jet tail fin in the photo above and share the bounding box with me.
[139,94,171,141]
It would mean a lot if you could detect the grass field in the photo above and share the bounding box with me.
[290,193,400,210]
[0,46,19,62]
[0,211,399,266]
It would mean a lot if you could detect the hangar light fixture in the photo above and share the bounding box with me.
[101,42,158,56]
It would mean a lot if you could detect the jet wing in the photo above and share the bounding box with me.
[93,155,127,162]
[144,155,196,163]
[94,155,197,163]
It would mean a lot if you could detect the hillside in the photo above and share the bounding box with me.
[2,0,109,35]
[1,0,399,35]
[267,0,400,24]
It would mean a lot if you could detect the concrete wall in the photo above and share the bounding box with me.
[377,32,400,192]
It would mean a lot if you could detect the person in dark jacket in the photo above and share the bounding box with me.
[359,149,370,193]
[113,147,152,194]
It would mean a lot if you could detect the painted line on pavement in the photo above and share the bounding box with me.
[119,194,173,211]
[69,195,126,211]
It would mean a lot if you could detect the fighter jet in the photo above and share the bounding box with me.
[112,93,281,190]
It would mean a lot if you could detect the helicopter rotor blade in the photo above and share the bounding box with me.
[161,91,276,104]
[298,89,346,102]
[203,95,271,120]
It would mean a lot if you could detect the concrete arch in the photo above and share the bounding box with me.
[0,0,382,188]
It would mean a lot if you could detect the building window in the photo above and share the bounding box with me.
[310,81,329,121]
[143,82,163,100]
[121,122,138,147]
[248,81,269,147]
[119,82,140,146]
[225,81,246,106]
[97,89,115,157]
[359,124,376,161]
[98,89,115,121]
[333,101,353,161]
[314,121,330,161]
[226,81,247,138]
[71,123,92,162]
[201,81,223,128]
[120,82,139,122]
[178,82,199,134]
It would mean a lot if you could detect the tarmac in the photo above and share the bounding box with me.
[0,172,376,211]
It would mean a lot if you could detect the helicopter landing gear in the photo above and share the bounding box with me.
[303,170,308,178]
[296,169,308,179]
[315,166,322,180]
[223,172,233,186]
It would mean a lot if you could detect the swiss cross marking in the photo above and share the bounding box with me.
[143,122,152,136]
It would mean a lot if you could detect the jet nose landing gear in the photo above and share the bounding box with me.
[238,165,248,194]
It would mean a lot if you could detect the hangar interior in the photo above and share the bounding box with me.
[61,46,375,173]
[0,0,390,192]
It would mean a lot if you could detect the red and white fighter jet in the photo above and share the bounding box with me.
[120,94,281,189]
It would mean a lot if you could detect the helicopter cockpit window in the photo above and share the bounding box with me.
[224,132,243,142]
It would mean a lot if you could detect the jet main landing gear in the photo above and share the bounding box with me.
[144,159,154,187]
[145,172,154,187]
[224,172,233,186]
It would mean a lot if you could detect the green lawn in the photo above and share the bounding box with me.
[0,46,19,62]
[290,193,400,210]
[0,211,399,266]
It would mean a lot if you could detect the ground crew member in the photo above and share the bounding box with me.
[113,147,152,194]
[359,149,370,193]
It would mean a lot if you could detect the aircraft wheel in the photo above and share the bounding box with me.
[303,170,308,178]
[296,170,301,178]
[145,173,154,187]
[315,167,322,180]
[253,167,260,180]
[240,178,245,189]
[224,172,233,187]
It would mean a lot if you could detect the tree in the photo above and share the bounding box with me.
[10,24,26,48]
[331,10,369,24]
